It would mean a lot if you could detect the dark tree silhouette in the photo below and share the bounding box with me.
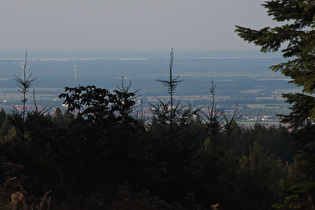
[13,51,37,121]
[154,48,184,141]
[236,1,315,209]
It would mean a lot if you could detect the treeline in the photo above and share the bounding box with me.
[0,83,298,209]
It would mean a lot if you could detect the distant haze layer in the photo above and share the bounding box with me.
[0,0,278,53]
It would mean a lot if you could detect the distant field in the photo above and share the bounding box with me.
[246,103,287,108]
[238,121,281,126]
[0,88,60,98]
[0,55,300,120]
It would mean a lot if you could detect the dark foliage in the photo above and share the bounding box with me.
[0,83,295,209]
[236,0,315,209]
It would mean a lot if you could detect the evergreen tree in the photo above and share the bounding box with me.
[14,51,37,121]
[52,107,74,128]
[153,48,184,141]
[203,81,223,153]
[0,109,6,128]
[235,1,315,209]
[235,0,315,119]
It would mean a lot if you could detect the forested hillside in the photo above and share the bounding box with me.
[0,82,294,209]
[0,50,298,209]
[1,0,314,209]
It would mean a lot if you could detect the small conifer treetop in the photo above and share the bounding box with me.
[14,50,37,120]
[155,48,183,141]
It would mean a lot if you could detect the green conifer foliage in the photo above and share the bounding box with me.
[235,1,315,209]
[235,0,315,119]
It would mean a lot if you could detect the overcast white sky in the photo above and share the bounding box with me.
[0,0,277,53]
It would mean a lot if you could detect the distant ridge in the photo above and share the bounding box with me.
[0,50,282,60]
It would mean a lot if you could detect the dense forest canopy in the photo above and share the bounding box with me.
[0,82,293,209]
[0,0,314,209]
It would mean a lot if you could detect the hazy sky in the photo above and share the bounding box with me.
[0,0,277,53]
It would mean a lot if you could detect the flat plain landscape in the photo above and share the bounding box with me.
[0,51,301,125]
